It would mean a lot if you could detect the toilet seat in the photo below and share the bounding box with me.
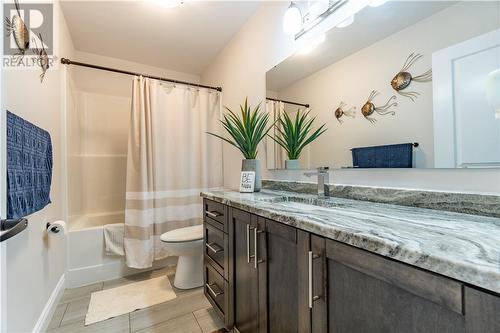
[160,225,203,243]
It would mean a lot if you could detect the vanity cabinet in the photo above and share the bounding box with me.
[229,208,260,332]
[228,207,300,333]
[202,199,500,333]
[202,199,232,327]
[464,286,500,333]
[316,239,466,333]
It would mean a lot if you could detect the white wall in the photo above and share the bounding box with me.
[202,2,500,195]
[202,2,296,189]
[70,50,200,98]
[277,2,499,169]
[1,2,74,332]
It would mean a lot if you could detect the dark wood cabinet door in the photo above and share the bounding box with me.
[297,232,327,333]
[310,235,327,333]
[230,208,259,333]
[464,286,500,333]
[325,240,465,333]
[263,219,299,333]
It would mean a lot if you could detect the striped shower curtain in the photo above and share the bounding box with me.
[124,76,223,269]
[266,100,285,169]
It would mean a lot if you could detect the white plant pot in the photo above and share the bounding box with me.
[285,159,300,170]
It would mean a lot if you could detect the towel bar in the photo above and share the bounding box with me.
[0,218,28,242]
[350,142,419,151]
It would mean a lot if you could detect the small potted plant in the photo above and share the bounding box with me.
[270,109,327,169]
[207,98,272,191]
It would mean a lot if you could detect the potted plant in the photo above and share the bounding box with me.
[270,109,327,169]
[207,98,272,192]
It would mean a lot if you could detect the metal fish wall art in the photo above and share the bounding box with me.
[334,102,356,124]
[31,33,51,82]
[4,0,29,63]
[361,90,397,124]
[391,53,432,101]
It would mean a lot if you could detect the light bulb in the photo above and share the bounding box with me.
[369,0,389,7]
[297,33,326,55]
[283,2,302,35]
[337,15,354,28]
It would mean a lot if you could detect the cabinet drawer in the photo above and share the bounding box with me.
[204,222,226,276]
[204,263,227,320]
[203,199,227,231]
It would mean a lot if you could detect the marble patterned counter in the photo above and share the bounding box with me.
[201,189,500,294]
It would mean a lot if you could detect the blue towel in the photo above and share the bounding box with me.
[352,143,413,168]
[6,111,53,219]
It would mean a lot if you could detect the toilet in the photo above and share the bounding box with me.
[160,224,204,290]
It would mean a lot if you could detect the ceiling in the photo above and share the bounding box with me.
[60,1,260,75]
[267,1,454,91]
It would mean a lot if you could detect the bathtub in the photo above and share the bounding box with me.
[67,213,175,288]
[69,211,124,231]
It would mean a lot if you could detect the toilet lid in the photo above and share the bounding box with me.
[160,225,203,243]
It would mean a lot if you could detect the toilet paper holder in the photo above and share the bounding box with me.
[46,222,62,234]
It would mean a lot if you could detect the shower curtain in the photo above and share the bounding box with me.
[266,100,285,169]
[124,76,223,269]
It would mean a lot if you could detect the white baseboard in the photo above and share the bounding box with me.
[66,257,176,289]
[32,274,65,333]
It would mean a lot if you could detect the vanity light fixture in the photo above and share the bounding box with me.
[297,33,326,55]
[283,2,303,35]
[308,1,329,21]
[155,0,184,8]
[336,14,355,28]
[369,0,389,7]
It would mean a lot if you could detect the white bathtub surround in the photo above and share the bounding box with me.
[124,77,223,269]
[85,276,176,325]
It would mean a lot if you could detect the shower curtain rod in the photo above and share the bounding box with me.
[266,97,309,108]
[60,58,222,92]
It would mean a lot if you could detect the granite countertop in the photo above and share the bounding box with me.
[201,189,500,294]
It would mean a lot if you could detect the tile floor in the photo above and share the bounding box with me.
[47,267,225,333]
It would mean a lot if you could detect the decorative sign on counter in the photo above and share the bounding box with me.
[240,171,255,193]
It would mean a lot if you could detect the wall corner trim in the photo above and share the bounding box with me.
[32,274,66,333]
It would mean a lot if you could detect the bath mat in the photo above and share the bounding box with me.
[85,276,176,325]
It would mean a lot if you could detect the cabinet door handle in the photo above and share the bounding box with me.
[206,211,222,218]
[206,283,224,297]
[246,224,255,263]
[206,242,223,254]
[254,228,264,269]
[308,251,321,308]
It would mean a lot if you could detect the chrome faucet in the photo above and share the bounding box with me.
[304,167,329,198]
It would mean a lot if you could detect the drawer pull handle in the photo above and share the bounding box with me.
[206,283,224,297]
[206,242,223,254]
[206,211,222,218]
[254,228,264,269]
[246,224,255,263]
[308,251,321,308]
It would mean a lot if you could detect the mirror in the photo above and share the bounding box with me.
[266,1,500,170]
